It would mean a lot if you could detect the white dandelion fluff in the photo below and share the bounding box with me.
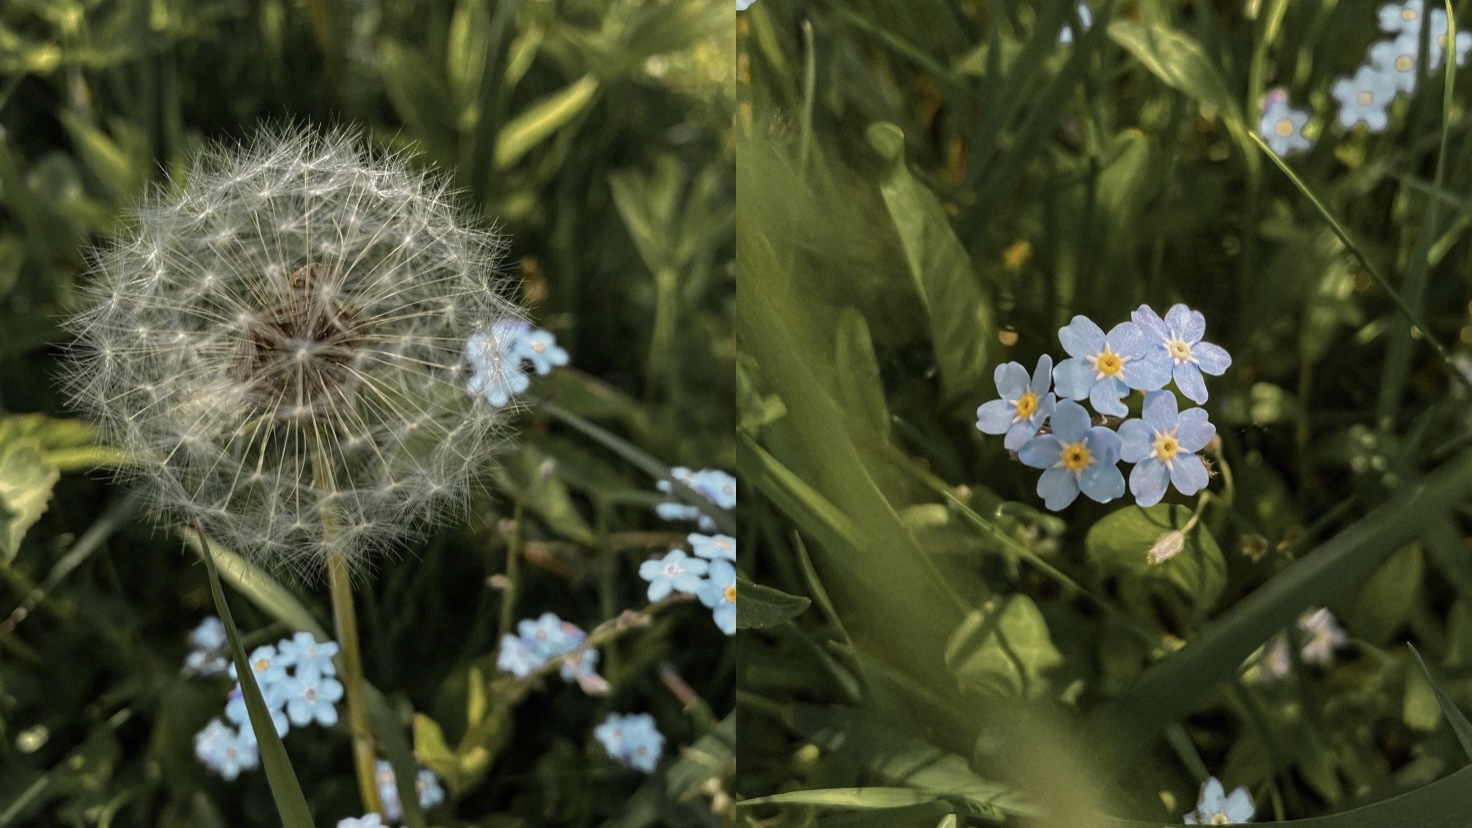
[62,125,525,577]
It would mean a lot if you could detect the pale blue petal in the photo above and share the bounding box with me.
[1018,435,1061,469]
[1050,399,1091,441]
[1131,304,1169,342]
[1199,778,1226,813]
[1165,304,1205,343]
[1036,393,1056,420]
[1170,454,1210,495]
[1117,419,1154,463]
[1193,341,1232,376]
[1058,316,1105,358]
[1053,358,1095,400]
[1088,426,1121,464]
[1088,377,1128,417]
[1174,362,1209,404]
[1079,461,1125,503]
[1004,419,1041,451]
[1141,390,1178,433]
[1105,321,1147,358]
[992,363,1009,395]
[976,399,1014,435]
[1037,466,1080,511]
[1030,354,1054,394]
[1224,787,1255,822]
[997,362,1030,398]
[1130,460,1169,507]
[1121,352,1171,391]
[1175,408,1216,452]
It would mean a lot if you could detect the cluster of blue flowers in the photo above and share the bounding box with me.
[464,319,569,408]
[593,711,665,773]
[187,621,344,780]
[976,305,1228,511]
[373,758,446,823]
[655,466,736,532]
[1259,1,1472,156]
[1184,776,1255,824]
[495,612,607,693]
[640,533,737,635]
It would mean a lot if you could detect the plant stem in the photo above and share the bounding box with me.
[329,552,382,815]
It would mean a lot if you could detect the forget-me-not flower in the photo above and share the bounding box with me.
[1258,91,1313,157]
[1429,9,1472,69]
[689,532,736,562]
[1018,399,1126,510]
[185,616,229,675]
[655,467,735,531]
[1118,391,1216,507]
[639,549,709,600]
[274,631,339,680]
[375,760,446,822]
[1331,65,1398,132]
[496,633,540,678]
[336,817,385,828]
[595,712,665,773]
[465,329,531,407]
[228,643,289,689]
[1370,37,1421,94]
[976,355,1057,450]
[280,672,344,727]
[1053,316,1168,417]
[699,559,737,636]
[225,684,290,739]
[1183,776,1255,824]
[1379,0,1424,36]
[194,718,260,781]
[493,319,569,376]
[1130,304,1231,404]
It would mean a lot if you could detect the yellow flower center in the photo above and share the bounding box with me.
[1014,390,1038,420]
[254,658,270,673]
[532,341,546,352]
[1395,55,1413,72]
[1061,441,1092,471]
[1274,118,1295,137]
[1403,7,1417,21]
[1357,90,1374,106]
[1152,432,1180,464]
[724,584,737,603]
[1165,337,1192,362]
[1209,815,1232,826]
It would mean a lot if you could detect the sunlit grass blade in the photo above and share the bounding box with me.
[1408,643,1472,761]
[194,525,314,828]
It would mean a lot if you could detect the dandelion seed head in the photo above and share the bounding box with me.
[63,125,524,579]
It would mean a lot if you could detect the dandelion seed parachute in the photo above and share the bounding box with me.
[62,125,525,578]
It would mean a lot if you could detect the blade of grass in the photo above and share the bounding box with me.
[1408,643,1472,760]
[194,525,314,828]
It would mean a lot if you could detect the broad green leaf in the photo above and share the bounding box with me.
[1085,504,1226,614]
[944,594,1065,699]
[737,574,811,629]
[196,530,312,828]
[867,122,993,411]
[413,713,458,786]
[0,441,57,561]
[791,705,1041,820]
[1085,449,1472,762]
[742,788,946,809]
[494,444,596,546]
[1347,544,1422,644]
[833,308,891,441]
[495,74,599,169]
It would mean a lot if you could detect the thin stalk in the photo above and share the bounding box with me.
[314,448,381,815]
[498,499,526,639]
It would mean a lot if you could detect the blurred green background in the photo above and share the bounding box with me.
[738,1,1472,826]
[0,0,734,825]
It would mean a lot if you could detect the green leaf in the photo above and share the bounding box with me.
[412,713,458,787]
[0,440,58,562]
[495,74,599,169]
[944,594,1065,699]
[195,529,313,828]
[737,574,811,629]
[378,38,455,161]
[867,122,993,411]
[1347,544,1423,644]
[1407,644,1472,761]
[833,308,891,440]
[1085,504,1226,614]
[742,788,947,809]
[179,530,328,639]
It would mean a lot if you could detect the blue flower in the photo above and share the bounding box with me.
[1058,3,1092,44]
[1118,391,1216,507]
[1018,399,1126,510]
[193,718,259,780]
[465,329,531,408]
[699,559,737,636]
[1257,91,1312,157]
[689,532,736,562]
[374,761,446,822]
[639,549,709,600]
[1184,776,1254,824]
[185,616,229,675]
[227,643,289,690]
[1331,65,1397,132]
[336,817,385,828]
[517,612,585,661]
[416,769,446,810]
[1130,304,1232,404]
[225,684,290,739]
[655,467,735,531]
[1369,36,1420,95]
[976,355,1057,450]
[274,631,339,680]
[1054,316,1169,417]
[594,712,665,774]
[1429,9,1472,69]
[496,633,540,677]
[280,672,344,727]
[1378,0,1424,36]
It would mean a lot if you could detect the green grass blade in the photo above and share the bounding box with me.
[1407,643,1472,760]
[180,529,328,639]
[194,526,314,828]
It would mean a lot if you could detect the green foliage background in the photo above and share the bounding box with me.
[738,1,1472,826]
[0,0,734,825]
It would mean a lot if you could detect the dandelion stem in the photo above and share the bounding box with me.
[329,552,382,815]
